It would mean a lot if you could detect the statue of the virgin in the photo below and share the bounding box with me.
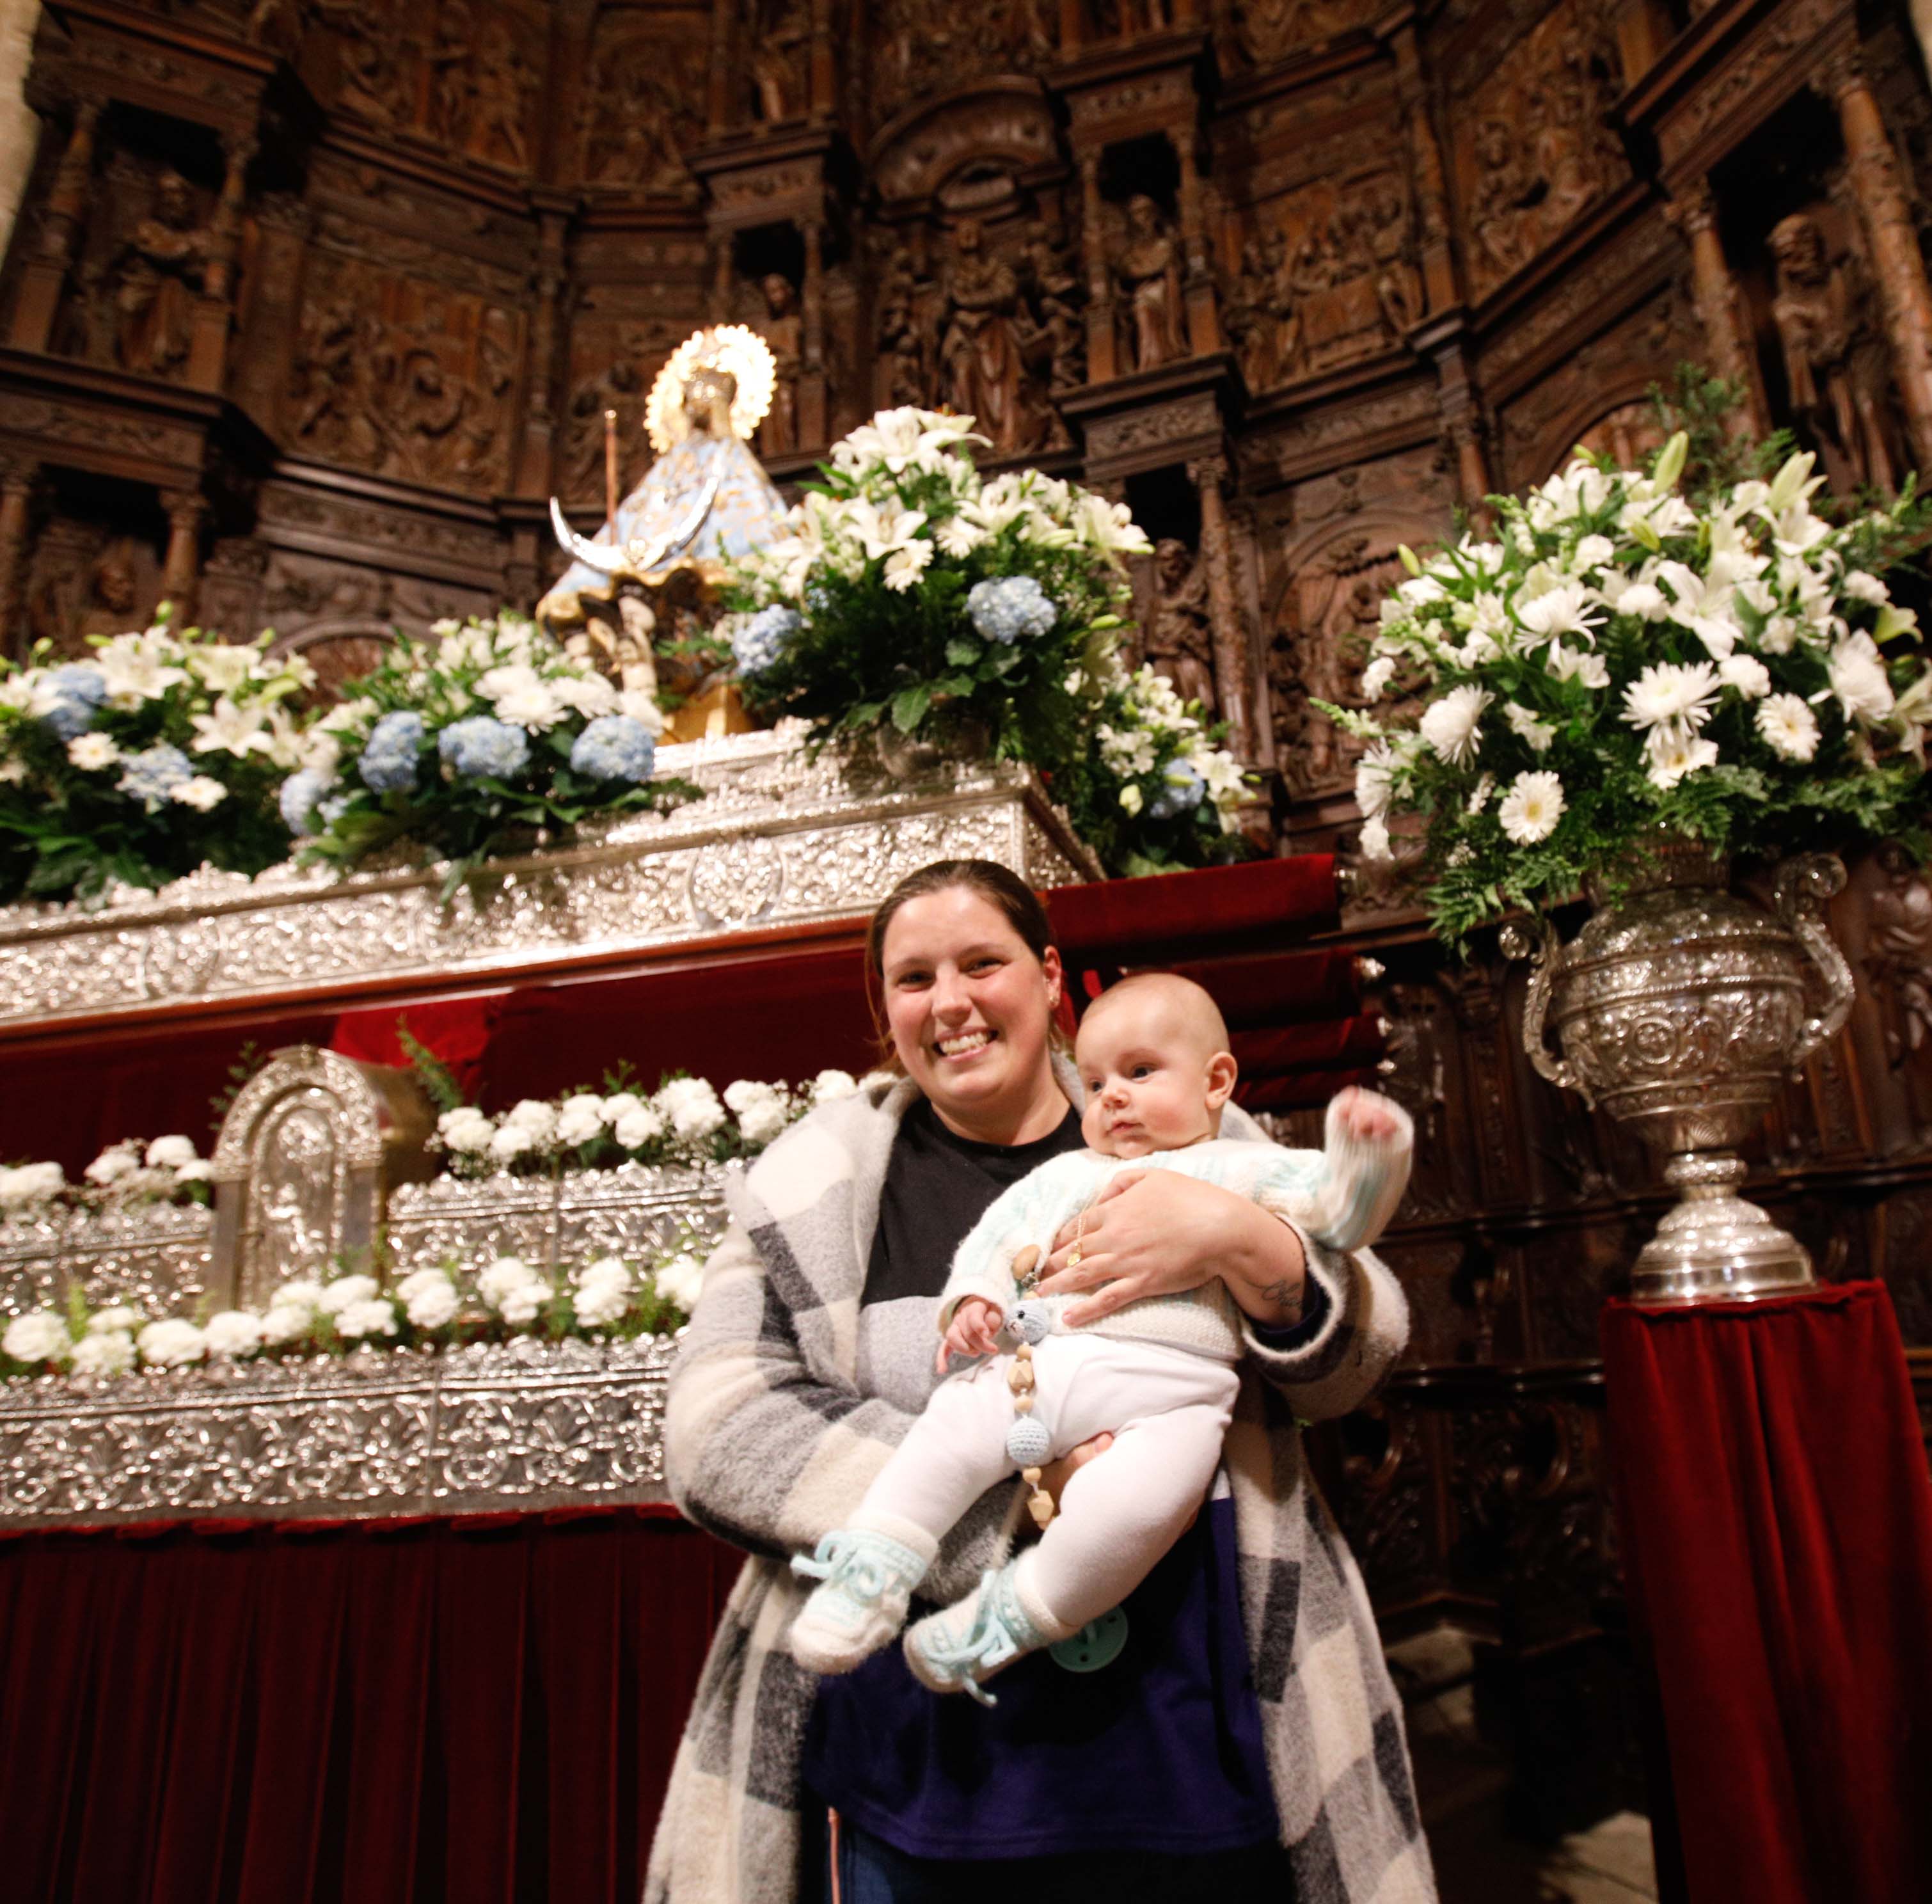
[538,324,789,739]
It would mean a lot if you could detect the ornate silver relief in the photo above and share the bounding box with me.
[0,1334,677,1525]
[0,729,1099,1030]
[0,1204,215,1321]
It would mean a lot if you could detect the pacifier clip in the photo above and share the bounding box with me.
[1006,1205,1086,1532]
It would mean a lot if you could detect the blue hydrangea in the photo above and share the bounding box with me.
[40,664,109,740]
[570,715,656,783]
[279,768,336,837]
[732,607,800,681]
[358,710,425,794]
[438,715,530,781]
[1148,759,1207,820]
[116,743,193,813]
[967,575,1056,646]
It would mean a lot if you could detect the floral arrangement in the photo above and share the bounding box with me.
[0,621,316,904]
[1334,434,1932,944]
[0,1134,214,1222]
[285,612,699,887]
[724,406,1249,871]
[431,1067,862,1178]
[0,1242,708,1383]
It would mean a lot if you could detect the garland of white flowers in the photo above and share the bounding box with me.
[0,1134,214,1221]
[0,1241,709,1382]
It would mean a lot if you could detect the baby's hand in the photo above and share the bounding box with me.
[937,1296,1004,1374]
[1331,1084,1404,1146]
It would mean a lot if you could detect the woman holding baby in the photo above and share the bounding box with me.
[646,860,1436,1904]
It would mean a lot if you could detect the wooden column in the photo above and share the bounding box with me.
[0,459,37,660]
[516,208,569,495]
[800,217,828,448]
[707,0,734,132]
[1059,0,1083,52]
[189,135,254,391]
[809,0,835,120]
[1450,417,1493,518]
[1080,154,1116,383]
[230,194,309,429]
[1819,49,1932,470]
[1187,456,1259,759]
[1170,131,1219,356]
[1665,175,1765,436]
[9,99,100,353]
[159,491,206,627]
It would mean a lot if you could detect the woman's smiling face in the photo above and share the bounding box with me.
[879,885,1064,1139]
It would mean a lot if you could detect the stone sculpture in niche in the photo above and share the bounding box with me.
[1768,210,1904,496]
[111,170,209,378]
[750,0,811,122]
[1144,540,1217,714]
[940,219,1029,452]
[1117,195,1185,372]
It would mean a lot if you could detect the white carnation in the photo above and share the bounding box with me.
[812,1069,859,1104]
[203,1310,265,1358]
[556,1103,605,1146]
[1718,654,1772,699]
[0,1160,64,1207]
[84,1145,141,1186]
[487,1124,534,1164]
[1359,656,1397,701]
[614,1106,668,1148]
[1358,815,1393,861]
[1497,771,1566,845]
[504,1099,558,1140]
[478,1256,541,1308]
[317,1274,379,1315]
[137,1318,207,1367]
[737,1094,791,1146]
[658,1077,725,1140]
[498,1283,545,1326]
[335,1297,399,1340]
[600,1091,645,1123]
[71,1329,136,1377]
[436,1107,495,1154]
[88,1304,142,1335]
[260,1303,315,1345]
[653,1251,707,1311]
[405,1278,460,1329]
[144,1134,198,1169]
[271,1279,326,1313]
[3,1310,72,1364]
[1826,632,1894,724]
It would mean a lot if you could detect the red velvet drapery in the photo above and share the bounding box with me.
[1602,1281,1932,1904]
[0,1508,738,1904]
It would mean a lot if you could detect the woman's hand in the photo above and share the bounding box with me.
[1035,1432,1113,1513]
[935,1295,1004,1374]
[1036,1169,1309,1328]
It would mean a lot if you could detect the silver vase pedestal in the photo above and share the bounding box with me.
[1505,846,1855,1306]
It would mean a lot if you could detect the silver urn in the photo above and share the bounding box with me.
[1505,843,1855,1306]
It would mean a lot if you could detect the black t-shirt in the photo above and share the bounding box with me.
[862,1096,1086,1308]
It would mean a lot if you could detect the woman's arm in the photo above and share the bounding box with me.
[664,1220,1022,1597]
[1033,1169,1408,1421]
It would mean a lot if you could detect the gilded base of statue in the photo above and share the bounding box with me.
[1506,845,1856,1308]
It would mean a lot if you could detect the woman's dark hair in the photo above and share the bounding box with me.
[863,859,1063,1069]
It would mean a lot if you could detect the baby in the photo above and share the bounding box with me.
[789,972,1413,1702]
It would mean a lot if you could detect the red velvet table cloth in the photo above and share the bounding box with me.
[1601,1281,1932,1904]
[0,1507,738,1904]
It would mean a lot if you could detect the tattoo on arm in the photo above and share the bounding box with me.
[1259,1276,1303,1325]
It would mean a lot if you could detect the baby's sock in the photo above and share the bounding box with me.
[1302,1093,1414,1253]
[789,1509,937,1676]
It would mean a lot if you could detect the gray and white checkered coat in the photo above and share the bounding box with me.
[645,1074,1436,1904]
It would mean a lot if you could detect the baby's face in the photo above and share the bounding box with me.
[1076,997,1228,1158]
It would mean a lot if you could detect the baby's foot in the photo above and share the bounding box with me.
[789,1515,937,1675]
[903,1555,1073,1705]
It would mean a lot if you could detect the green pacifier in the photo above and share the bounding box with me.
[1049,1606,1128,1672]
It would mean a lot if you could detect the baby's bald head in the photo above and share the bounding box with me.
[1075,973,1238,1156]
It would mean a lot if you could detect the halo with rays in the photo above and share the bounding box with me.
[645,324,777,451]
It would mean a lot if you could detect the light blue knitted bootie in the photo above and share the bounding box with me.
[789,1515,937,1675]
[902,1556,1073,1706]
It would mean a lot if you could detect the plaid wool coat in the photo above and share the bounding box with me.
[645,1074,1437,1904]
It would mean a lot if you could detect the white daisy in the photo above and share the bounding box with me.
[1755,694,1820,762]
[1620,661,1721,735]
[1498,771,1565,844]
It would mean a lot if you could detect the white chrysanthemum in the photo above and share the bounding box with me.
[1825,631,1894,724]
[934,516,988,558]
[1358,816,1393,861]
[71,1329,136,1377]
[1718,654,1772,699]
[335,1297,399,1340]
[1546,643,1610,690]
[1645,732,1721,789]
[1354,742,1399,818]
[1498,771,1565,845]
[1756,694,1821,762]
[3,1310,72,1364]
[317,1274,379,1315]
[1620,662,1721,734]
[1418,685,1492,766]
[203,1310,265,1358]
[137,1318,207,1367]
[1504,702,1556,752]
